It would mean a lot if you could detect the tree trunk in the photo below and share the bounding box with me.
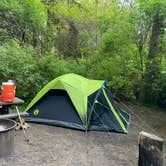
[138,131,164,166]
[143,5,165,103]
[65,20,79,57]
[138,45,144,79]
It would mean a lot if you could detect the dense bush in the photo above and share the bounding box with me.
[0,40,42,101]
[0,44,134,102]
[0,40,165,109]
[155,73,166,108]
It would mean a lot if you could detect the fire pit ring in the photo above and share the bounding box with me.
[0,118,16,157]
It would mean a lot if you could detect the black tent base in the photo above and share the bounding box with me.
[25,117,85,131]
[26,117,128,133]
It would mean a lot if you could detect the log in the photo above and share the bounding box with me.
[138,131,164,166]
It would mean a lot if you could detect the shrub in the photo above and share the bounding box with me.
[155,73,166,108]
[0,40,42,101]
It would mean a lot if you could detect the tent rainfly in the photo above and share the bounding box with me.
[26,73,130,133]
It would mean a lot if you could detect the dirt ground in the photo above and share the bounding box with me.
[0,104,165,166]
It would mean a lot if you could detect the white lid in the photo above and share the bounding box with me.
[8,80,14,83]
[2,82,15,85]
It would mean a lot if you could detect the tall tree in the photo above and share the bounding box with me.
[0,0,47,46]
[141,0,166,103]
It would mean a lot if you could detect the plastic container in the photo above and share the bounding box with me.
[1,80,16,103]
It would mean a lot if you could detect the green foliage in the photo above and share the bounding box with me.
[0,40,42,101]
[0,0,47,45]
[155,73,166,108]
[138,0,166,105]
[109,76,136,100]
[0,0,165,108]
[0,28,10,44]
[36,54,84,80]
[102,8,135,55]
[22,0,47,29]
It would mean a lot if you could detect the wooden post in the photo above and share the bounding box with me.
[138,131,164,166]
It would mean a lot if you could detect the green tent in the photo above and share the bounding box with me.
[26,73,130,133]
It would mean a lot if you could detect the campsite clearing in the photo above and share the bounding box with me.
[0,104,165,166]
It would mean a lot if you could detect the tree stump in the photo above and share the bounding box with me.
[138,131,164,166]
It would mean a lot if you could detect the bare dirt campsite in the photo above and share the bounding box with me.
[0,0,165,165]
[0,104,165,166]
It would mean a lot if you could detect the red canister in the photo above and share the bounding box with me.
[1,80,16,102]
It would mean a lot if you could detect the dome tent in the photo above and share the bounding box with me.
[26,73,130,133]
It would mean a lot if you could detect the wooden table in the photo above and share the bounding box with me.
[0,97,28,119]
[0,97,24,106]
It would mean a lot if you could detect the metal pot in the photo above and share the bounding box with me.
[0,119,16,157]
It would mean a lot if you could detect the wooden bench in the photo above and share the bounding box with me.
[0,97,28,119]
